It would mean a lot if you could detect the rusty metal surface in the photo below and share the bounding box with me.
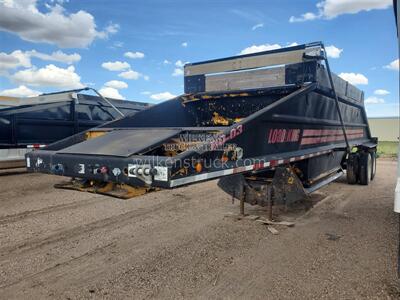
[54,179,156,199]
[272,167,307,205]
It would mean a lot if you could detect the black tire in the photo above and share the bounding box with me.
[359,151,372,185]
[370,151,377,181]
[346,153,358,184]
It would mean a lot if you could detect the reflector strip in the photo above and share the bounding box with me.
[302,128,364,137]
[301,133,364,145]
[27,144,46,149]
[169,149,332,187]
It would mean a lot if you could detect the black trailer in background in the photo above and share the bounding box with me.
[0,90,149,169]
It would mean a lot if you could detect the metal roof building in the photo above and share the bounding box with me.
[368,117,399,142]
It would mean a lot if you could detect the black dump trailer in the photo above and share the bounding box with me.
[0,89,149,169]
[26,42,377,206]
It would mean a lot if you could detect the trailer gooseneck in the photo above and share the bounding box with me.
[26,42,377,207]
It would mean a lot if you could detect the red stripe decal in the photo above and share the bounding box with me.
[253,162,264,170]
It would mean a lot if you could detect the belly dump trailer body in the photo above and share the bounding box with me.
[26,42,377,204]
[0,89,149,169]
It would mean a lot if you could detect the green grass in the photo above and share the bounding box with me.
[377,141,399,158]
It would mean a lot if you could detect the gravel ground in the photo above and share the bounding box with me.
[0,159,399,299]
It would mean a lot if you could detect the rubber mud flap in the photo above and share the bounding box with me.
[370,151,376,181]
[346,153,358,185]
[358,151,371,185]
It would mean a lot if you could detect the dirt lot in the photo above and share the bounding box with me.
[0,159,399,299]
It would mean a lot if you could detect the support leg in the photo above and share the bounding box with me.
[240,190,245,216]
[267,185,273,221]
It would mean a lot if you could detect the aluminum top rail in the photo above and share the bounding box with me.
[184,42,323,76]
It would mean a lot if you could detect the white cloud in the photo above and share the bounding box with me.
[102,61,130,71]
[384,59,399,71]
[175,60,188,68]
[150,92,177,101]
[141,91,151,95]
[143,75,150,81]
[0,0,118,48]
[365,96,385,104]
[325,45,343,58]
[289,0,392,22]
[163,59,171,65]
[48,0,69,5]
[374,89,390,96]
[181,42,188,47]
[112,41,124,48]
[239,43,282,55]
[251,23,264,30]
[12,64,84,88]
[103,23,119,35]
[338,72,368,85]
[0,49,80,71]
[175,60,185,68]
[172,68,184,77]
[98,87,125,100]
[118,69,141,80]
[172,60,188,77]
[289,12,319,22]
[104,80,128,89]
[29,50,81,64]
[0,85,41,97]
[124,51,145,59]
[0,50,31,70]
[319,0,392,19]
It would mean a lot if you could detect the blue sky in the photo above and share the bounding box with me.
[0,0,398,117]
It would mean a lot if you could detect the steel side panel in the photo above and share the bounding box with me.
[58,129,180,157]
